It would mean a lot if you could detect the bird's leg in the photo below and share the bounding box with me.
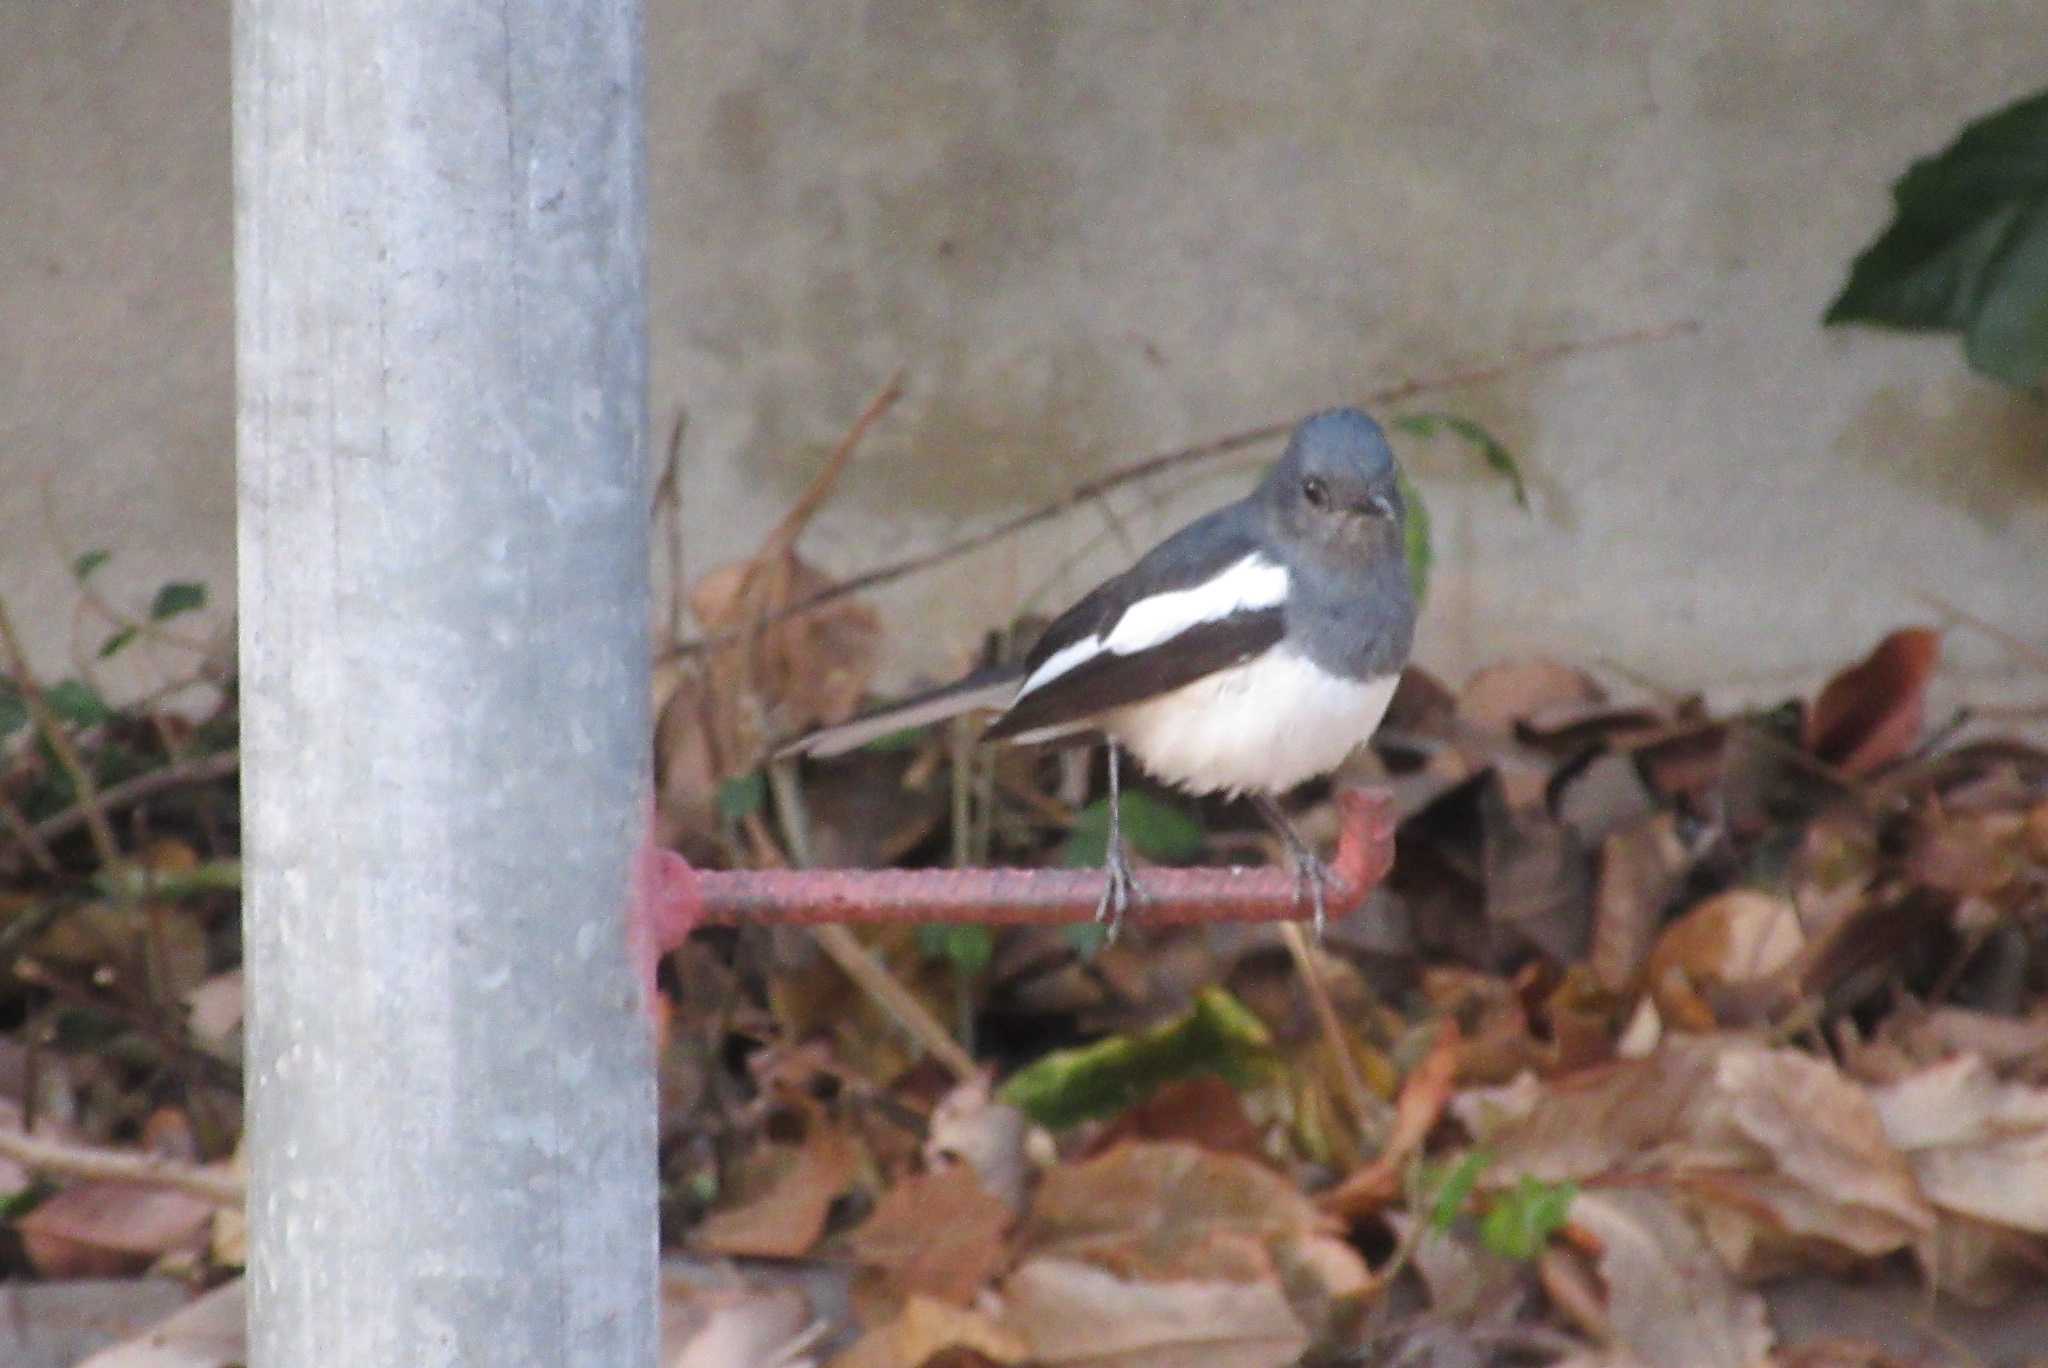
[1251,792,1332,938]
[1097,742,1138,941]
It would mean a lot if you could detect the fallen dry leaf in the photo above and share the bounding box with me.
[1016,1140,1367,1348]
[848,1164,1014,1306]
[1644,890,1804,1030]
[1323,1019,1460,1218]
[691,550,882,752]
[925,1076,1033,1213]
[664,1285,821,1368]
[1420,966,1545,1084]
[17,1180,215,1278]
[1772,1338,1922,1368]
[1589,813,1690,991]
[1569,1189,1774,1368]
[694,1100,861,1260]
[1001,1255,1309,1368]
[1634,719,1729,801]
[210,1143,248,1269]
[183,970,244,1046]
[1868,1054,2048,1234]
[1803,627,1941,776]
[1909,805,2036,898]
[1451,1037,1931,1274]
[1876,1004,2048,1080]
[1544,965,1626,1073]
[686,380,900,780]
[830,1295,1027,1368]
[1483,791,1592,966]
[75,1276,245,1368]
[1792,888,1954,1011]
[1553,751,1663,845]
[1019,1141,1342,1283]
[1394,1213,1521,1319]
[652,667,724,857]
[1913,1209,2048,1307]
[1460,658,1606,735]
[1090,1075,1266,1161]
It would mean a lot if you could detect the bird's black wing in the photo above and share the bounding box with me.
[985,505,1287,741]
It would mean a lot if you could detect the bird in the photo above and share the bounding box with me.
[779,407,1418,937]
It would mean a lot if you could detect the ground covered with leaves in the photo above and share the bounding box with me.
[2,412,2047,1365]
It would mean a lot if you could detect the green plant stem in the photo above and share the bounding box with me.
[0,595,121,869]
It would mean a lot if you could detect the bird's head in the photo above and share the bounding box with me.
[1260,408,1407,576]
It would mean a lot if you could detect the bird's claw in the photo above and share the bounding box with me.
[1290,850,1334,940]
[1096,841,1140,943]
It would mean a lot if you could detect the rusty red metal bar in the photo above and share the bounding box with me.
[638,786,1387,931]
[713,786,1392,925]
[630,787,1396,1012]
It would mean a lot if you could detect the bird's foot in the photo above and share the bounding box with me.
[1289,848,1334,940]
[1096,840,1141,944]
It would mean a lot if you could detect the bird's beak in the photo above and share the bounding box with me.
[1363,493,1396,520]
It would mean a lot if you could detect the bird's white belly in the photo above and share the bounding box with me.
[1105,651,1399,797]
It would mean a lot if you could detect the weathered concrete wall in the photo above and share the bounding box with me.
[5,2,2045,704]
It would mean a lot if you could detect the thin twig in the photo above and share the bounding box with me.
[0,1126,243,1206]
[0,595,121,868]
[0,790,61,875]
[39,478,217,657]
[655,408,691,643]
[712,372,908,767]
[1279,920,1393,1149]
[11,959,243,1093]
[948,716,974,869]
[757,370,908,565]
[762,722,975,1080]
[1912,589,2048,672]
[766,758,813,869]
[0,898,68,967]
[10,749,240,855]
[812,924,979,1082]
[661,320,1697,663]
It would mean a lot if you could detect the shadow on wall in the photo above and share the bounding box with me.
[1836,378,2048,531]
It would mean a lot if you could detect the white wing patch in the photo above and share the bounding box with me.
[1014,553,1290,702]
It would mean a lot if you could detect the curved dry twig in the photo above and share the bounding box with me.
[660,320,1698,664]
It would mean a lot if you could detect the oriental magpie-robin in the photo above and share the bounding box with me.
[782,407,1417,936]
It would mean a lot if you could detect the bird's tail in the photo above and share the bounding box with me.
[775,667,1022,759]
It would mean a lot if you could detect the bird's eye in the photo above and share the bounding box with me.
[1302,477,1330,509]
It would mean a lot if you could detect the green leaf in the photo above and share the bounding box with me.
[1400,471,1432,605]
[1062,790,1205,869]
[715,771,766,822]
[1477,1174,1578,1261]
[0,682,25,741]
[71,549,111,581]
[1391,412,1529,508]
[1061,921,1109,957]
[1826,87,2048,389]
[149,581,207,621]
[1427,1149,1493,1230]
[1963,204,2048,386]
[917,923,994,977]
[42,680,112,728]
[97,626,138,660]
[0,1179,52,1223]
[999,986,1277,1128]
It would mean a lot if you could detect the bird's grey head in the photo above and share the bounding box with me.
[1258,408,1407,578]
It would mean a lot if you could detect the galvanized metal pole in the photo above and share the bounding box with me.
[233,3,654,1365]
